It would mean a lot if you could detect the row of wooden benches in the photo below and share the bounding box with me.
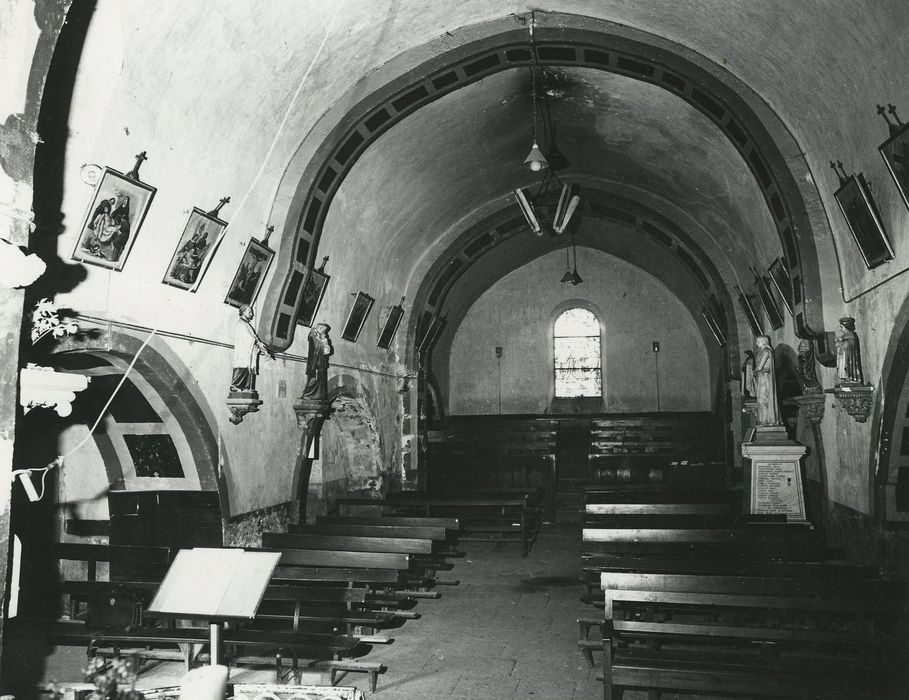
[33,514,463,691]
[574,485,905,698]
[334,486,544,556]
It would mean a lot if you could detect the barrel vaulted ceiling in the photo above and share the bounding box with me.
[45,1,909,362]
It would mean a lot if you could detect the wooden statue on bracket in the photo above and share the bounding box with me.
[294,322,335,459]
[834,316,864,387]
[226,305,273,424]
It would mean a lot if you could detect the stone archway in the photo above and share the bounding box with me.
[875,296,909,523]
[48,344,225,549]
[259,12,834,353]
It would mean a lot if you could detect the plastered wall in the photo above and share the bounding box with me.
[447,248,712,415]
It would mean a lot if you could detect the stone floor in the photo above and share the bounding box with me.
[38,524,602,699]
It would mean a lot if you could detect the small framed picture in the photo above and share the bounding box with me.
[833,172,894,270]
[341,291,375,342]
[296,267,330,328]
[755,275,783,330]
[71,167,156,270]
[736,286,763,337]
[700,306,726,346]
[418,314,446,353]
[163,207,227,291]
[377,299,405,349]
[224,238,275,308]
[767,258,793,315]
[879,121,909,212]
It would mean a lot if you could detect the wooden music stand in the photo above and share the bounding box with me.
[148,548,281,665]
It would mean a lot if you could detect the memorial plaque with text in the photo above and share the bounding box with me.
[750,460,806,520]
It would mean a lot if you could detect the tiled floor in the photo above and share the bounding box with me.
[38,525,601,699]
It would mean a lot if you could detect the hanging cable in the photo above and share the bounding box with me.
[11,327,159,495]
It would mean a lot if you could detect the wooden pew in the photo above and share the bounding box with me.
[53,542,174,620]
[596,571,901,699]
[373,496,537,556]
[293,522,448,542]
[581,525,825,560]
[264,532,433,555]
[292,521,461,585]
[50,543,397,690]
[62,579,400,635]
[576,557,882,663]
[583,486,739,501]
[267,548,410,571]
[317,515,459,531]
[584,502,732,516]
[263,533,444,598]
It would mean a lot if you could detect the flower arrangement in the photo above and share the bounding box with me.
[31,298,78,345]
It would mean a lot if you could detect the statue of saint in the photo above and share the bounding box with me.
[797,339,823,394]
[754,335,782,427]
[302,322,333,401]
[741,350,756,399]
[835,316,864,386]
[230,306,270,393]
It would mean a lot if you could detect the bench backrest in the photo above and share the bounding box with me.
[53,542,173,581]
[582,526,820,544]
[270,566,399,585]
[263,584,367,604]
[599,571,895,643]
[585,503,732,515]
[261,547,410,571]
[319,515,458,530]
[581,555,879,579]
[583,488,738,502]
[262,532,432,554]
[293,523,447,540]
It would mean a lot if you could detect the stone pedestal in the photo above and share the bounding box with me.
[741,426,808,524]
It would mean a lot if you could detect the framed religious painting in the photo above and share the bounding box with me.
[879,120,909,212]
[735,286,763,337]
[340,291,375,342]
[296,266,330,328]
[162,207,228,291]
[418,314,446,353]
[700,306,726,346]
[224,237,275,308]
[377,298,405,349]
[70,167,156,271]
[767,257,793,315]
[833,172,894,269]
[754,275,784,330]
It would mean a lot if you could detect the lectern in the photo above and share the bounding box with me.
[148,548,281,665]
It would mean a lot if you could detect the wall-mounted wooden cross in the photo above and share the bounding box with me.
[262,224,275,245]
[829,160,848,186]
[877,104,901,136]
[126,151,148,180]
[207,196,231,218]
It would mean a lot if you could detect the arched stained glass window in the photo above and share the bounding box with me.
[554,308,602,397]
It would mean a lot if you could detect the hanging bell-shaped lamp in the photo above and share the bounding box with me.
[523,139,549,172]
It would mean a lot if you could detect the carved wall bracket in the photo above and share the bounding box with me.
[791,393,826,424]
[227,390,263,425]
[826,385,874,423]
[293,397,333,438]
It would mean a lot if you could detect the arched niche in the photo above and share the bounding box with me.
[39,331,228,548]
